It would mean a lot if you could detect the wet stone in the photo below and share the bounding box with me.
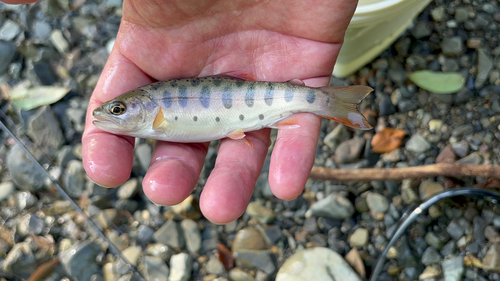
[305,193,354,219]
[440,240,457,257]
[246,201,276,224]
[475,48,493,89]
[232,227,268,252]
[180,219,201,253]
[442,256,464,281]
[421,247,442,265]
[334,137,366,164]
[419,180,444,201]
[153,220,185,250]
[27,106,64,158]
[135,143,152,172]
[206,255,225,275]
[366,192,389,213]
[431,6,446,21]
[379,94,395,116]
[0,181,15,201]
[0,19,21,41]
[136,225,155,244]
[140,256,169,281]
[349,228,369,247]
[455,8,468,22]
[441,37,464,56]
[451,140,469,158]
[411,21,432,39]
[146,243,174,262]
[18,214,46,236]
[457,152,483,165]
[0,40,16,74]
[1,242,36,279]
[7,144,47,192]
[117,178,139,199]
[32,62,58,85]
[405,133,431,153]
[169,253,192,281]
[63,160,86,198]
[33,21,52,40]
[229,268,254,281]
[60,241,101,281]
[122,245,142,266]
[425,232,449,249]
[323,124,350,151]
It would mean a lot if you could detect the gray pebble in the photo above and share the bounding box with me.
[135,143,152,171]
[334,137,366,164]
[7,144,47,192]
[63,160,86,198]
[1,242,36,279]
[305,193,354,219]
[457,152,483,164]
[442,256,464,281]
[475,48,493,89]
[153,220,185,250]
[117,178,139,200]
[234,250,276,275]
[0,181,15,201]
[169,253,192,281]
[60,241,101,281]
[136,225,155,244]
[180,219,201,253]
[451,140,470,158]
[33,21,52,40]
[27,106,64,158]
[0,19,21,41]
[140,256,169,281]
[441,37,464,56]
[145,243,174,262]
[405,133,431,153]
[0,40,16,74]
[206,255,225,275]
[366,192,389,213]
[421,247,442,265]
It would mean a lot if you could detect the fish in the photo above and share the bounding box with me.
[92,76,373,144]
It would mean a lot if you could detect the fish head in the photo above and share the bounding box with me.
[92,91,158,135]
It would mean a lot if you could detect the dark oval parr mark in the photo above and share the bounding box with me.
[222,87,233,109]
[199,85,210,108]
[265,83,274,106]
[306,90,316,104]
[178,85,188,107]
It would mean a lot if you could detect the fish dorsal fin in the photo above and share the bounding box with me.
[287,79,306,86]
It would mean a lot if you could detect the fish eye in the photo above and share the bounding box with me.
[108,101,127,115]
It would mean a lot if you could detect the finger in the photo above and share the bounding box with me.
[2,0,39,4]
[142,142,208,206]
[268,76,329,200]
[82,50,153,187]
[268,113,321,200]
[199,129,271,224]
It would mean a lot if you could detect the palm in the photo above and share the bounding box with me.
[82,0,358,223]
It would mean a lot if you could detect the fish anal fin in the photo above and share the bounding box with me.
[268,115,301,130]
[152,107,168,130]
[216,71,257,81]
[226,128,246,140]
[287,79,306,86]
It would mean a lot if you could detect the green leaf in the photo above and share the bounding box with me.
[9,86,71,110]
[408,70,464,94]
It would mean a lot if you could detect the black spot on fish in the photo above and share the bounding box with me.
[259,114,264,120]
[175,116,178,121]
[190,79,200,87]
[306,90,316,104]
[193,116,198,121]
[162,91,172,108]
[199,85,210,108]
[178,85,188,108]
[150,84,159,91]
[245,83,255,107]
[170,81,178,87]
[284,89,294,102]
[235,80,245,87]
[212,78,222,87]
[222,85,232,109]
[239,114,244,120]
[265,83,274,106]
[215,117,220,122]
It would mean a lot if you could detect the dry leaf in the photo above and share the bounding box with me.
[217,242,234,271]
[8,85,71,110]
[371,128,406,153]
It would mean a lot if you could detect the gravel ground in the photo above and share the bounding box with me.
[1,0,500,280]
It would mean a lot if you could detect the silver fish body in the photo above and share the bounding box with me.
[93,76,373,143]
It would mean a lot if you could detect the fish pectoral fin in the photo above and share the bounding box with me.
[152,107,168,130]
[268,115,301,130]
[226,128,246,140]
[287,79,306,86]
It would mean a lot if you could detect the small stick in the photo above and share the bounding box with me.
[309,163,500,182]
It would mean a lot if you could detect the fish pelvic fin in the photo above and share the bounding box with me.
[318,85,373,130]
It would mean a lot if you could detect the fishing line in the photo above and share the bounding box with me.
[0,109,145,281]
[370,188,500,281]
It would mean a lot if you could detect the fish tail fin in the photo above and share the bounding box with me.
[318,85,373,130]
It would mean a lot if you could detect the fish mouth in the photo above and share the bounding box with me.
[92,107,126,132]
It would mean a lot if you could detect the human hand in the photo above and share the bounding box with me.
[4,0,358,223]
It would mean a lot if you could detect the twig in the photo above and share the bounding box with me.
[309,163,500,182]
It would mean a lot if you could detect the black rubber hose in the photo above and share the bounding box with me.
[370,188,500,281]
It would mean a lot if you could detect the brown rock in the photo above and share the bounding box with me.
[232,228,268,252]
